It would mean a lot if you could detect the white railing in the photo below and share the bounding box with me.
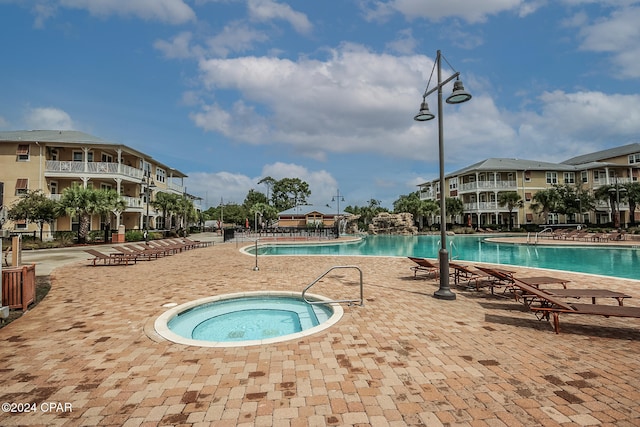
[45,161,144,180]
[459,180,517,192]
[463,202,500,211]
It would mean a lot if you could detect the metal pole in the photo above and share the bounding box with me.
[434,50,455,300]
[145,179,150,242]
[253,239,259,271]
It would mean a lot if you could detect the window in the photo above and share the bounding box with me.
[100,183,112,191]
[629,153,640,164]
[526,213,533,223]
[73,151,93,162]
[15,178,28,195]
[525,192,532,202]
[156,167,166,183]
[15,219,27,230]
[449,177,457,191]
[142,161,152,178]
[17,144,30,161]
[564,172,575,184]
[581,171,588,183]
[524,171,531,182]
[101,153,113,163]
[50,148,58,161]
[593,170,606,183]
[546,172,558,184]
[547,213,559,225]
[49,181,58,194]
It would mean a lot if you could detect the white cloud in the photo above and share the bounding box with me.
[247,0,313,34]
[59,0,195,24]
[24,107,74,130]
[185,163,338,208]
[363,0,525,24]
[577,6,640,78]
[154,32,203,59]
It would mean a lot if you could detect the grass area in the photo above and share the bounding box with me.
[0,276,51,329]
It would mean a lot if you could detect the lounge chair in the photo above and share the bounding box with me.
[511,278,639,334]
[85,249,134,266]
[407,257,439,279]
[114,245,161,261]
[183,237,213,248]
[448,262,491,290]
[125,244,170,258]
[473,265,516,295]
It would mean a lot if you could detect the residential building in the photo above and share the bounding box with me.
[0,130,191,238]
[418,143,640,228]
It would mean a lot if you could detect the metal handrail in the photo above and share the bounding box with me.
[535,227,554,244]
[302,265,364,306]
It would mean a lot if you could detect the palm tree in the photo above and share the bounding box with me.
[623,182,640,226]
[58,184,126,243]
[531,188,560,225]
[498,191,524,230]
[152,192,179,230]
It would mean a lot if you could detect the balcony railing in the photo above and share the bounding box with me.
[463,202,501,211]
[459,180,517,192]
[49,194,144,209]
[45,161,144,180]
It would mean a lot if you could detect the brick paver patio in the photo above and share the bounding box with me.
[1,240,639,426]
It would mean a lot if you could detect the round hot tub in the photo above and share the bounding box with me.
[154,291,343,347]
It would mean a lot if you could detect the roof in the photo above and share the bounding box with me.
[0,130,188,178]
[562,142,640,165]
[278,205,349,216]
[448,157,577,177]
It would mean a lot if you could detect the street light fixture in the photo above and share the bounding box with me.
[414,50,472,301]
[141,176,156,242]
[332,190,345,239]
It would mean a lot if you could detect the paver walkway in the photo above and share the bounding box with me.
[1,240,640,426]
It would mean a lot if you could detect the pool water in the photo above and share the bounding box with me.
[250,235,640,280]
[167,295,333,342]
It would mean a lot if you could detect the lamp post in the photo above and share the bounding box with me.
[142,176,156,242]
[254,211,262,233]
[332,190,345,239]
[414,50,472,301]
[608,178,627,228]
[575,197,582,225]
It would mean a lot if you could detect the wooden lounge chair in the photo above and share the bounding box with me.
[473,265,516,295]
[125,244,170,258]
[114,245,161,261]
[407,257,439,279]
[448,262,491,290]
[512,278,639,334]
[85,249,134,266]
[183,237,213,248]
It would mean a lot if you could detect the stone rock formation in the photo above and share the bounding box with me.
[368,212,418,235]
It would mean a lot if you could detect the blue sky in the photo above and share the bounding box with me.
[1,1,639,209]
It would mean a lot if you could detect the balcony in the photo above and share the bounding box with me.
[463,201,501,211]
[459,180,517,193]
[45,161,144,180]
[49,194,144,209]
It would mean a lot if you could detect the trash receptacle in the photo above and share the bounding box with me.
[223,228,235,242]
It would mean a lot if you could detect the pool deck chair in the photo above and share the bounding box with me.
[512,278,639,334]
[407,257,439,279]
[85,249,134,266]
[449,262,491,290]
[473,265,516,295]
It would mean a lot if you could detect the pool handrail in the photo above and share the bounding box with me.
[302,265,364,307]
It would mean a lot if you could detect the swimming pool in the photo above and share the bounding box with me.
[154,291,343,347]
[249,235,640,280]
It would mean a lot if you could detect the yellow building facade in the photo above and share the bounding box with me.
[0,130,189,238]
[418,143,640,229]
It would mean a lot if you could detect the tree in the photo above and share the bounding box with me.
[393,192,421,219]
[445,197,464,224]
[531,188,560,224]
[7,190,60,240]
[243,189,268,212]
[152,192,180,229]
[497,191,523,230]
[58,184,125,243]
[249,202,278,229]
[257,176,276,201]
[420,200,440,230]
[623,182,640,226]
[271,178,311,210]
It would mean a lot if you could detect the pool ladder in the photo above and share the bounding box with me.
[302,266,364,307]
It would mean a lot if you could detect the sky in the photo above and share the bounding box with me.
[1,1,639,210]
